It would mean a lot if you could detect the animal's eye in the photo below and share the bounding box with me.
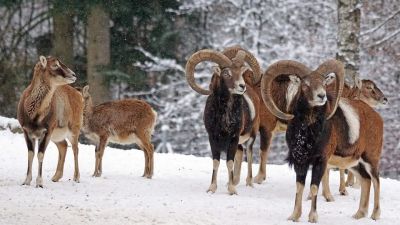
[51,64,59,70]
[222,70,231,78]
[366,86,373,90]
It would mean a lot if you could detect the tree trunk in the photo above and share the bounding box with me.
[52,9,74,68]
[87,4,110,104]
[336,0,361,87]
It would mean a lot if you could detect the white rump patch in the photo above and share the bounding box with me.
[338,99,360,144]
[243,93,255,121]
[286,75,300,111]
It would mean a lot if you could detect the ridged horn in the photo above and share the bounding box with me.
[261,60,312,120]
[222,45,262,84]
[185,49,232,95]
[313,59,345,120]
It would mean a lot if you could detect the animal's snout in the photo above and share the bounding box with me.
[317,93,326,100]
[382,97,388,104]
[239,84,245,90]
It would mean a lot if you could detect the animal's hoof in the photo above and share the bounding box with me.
[22,180,31,186]
[228,185,237,195]
[246,181,254,188]
[287,213,301,222]
[92,171,101,177]
[73,175,80,183]
[207,184,217,193]
[345,181,353,187]
[36,177,43,188]
[323,193,335,202]
[308,212,318,223]
[51,174,62,182]
[253,174,266,184]
[246,178,253,187]
[352,210,367,219]
[371,209,381,220]
[339,188,348,196]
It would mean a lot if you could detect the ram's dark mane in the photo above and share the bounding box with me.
[286,94,331,175]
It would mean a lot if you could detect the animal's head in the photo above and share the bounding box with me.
[35,56,76,86]
[359,79,388,106]
[261,59,345,120]
[22,126,47,140]
[185,46,261,96]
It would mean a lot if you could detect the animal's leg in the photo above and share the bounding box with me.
[227,160,237,195]
[207,157,220,193]
[94,136,107,177]
[22,132,35,186]
[361,160,380,220]
[137,132,154,178]
[227,144,237,195]
[141,142,154,179]
[308,161,326,223]
[233,145,243,185]
[288,174,306,222]
[70,135,80,182]
[254,128,271,184]
[93,145,100,177]
[245,137,255,187]
[346,171,355,187]
[351,165,371,219]
[51,140,67,182]
[321,168,335,202]
[36,133,51,188]
[370,169,380,220]
[339,169,348,195]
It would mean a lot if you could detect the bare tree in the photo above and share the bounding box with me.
[87,3,110,104]
[337,0,361,86]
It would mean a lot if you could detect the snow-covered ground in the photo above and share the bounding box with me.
[1,129,400,225]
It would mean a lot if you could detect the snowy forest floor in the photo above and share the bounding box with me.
[1,129,400,225]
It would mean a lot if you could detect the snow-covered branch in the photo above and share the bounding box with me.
[134,47,185,73]
[361,9,400,36]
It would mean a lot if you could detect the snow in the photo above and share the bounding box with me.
[0,116,22,133]
[1,130,400,224]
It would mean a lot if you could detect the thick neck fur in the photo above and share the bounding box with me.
[82,96,94,129]
[205,79,243,138]
[286,93,331,174]
[24,66,56,119]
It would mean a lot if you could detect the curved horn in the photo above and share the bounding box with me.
[261,60,312,120]
[222,45,262,84]
[314,59,345,120]
[185,49,232,95]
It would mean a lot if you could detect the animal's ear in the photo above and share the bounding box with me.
[324,73,336,86]
[212,66,221,76]
[354,77,362,89]
[289,75,301,84]
[39,56,47,68]
[240,66,251,74]
[242,68,253,84]
[82,85,90,96]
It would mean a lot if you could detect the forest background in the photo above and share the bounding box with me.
[0,0,399,178]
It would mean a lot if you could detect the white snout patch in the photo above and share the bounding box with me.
[310,87,327,106]
[286,75,300,110]
[232,77,246,94]
[338,99,360,144]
